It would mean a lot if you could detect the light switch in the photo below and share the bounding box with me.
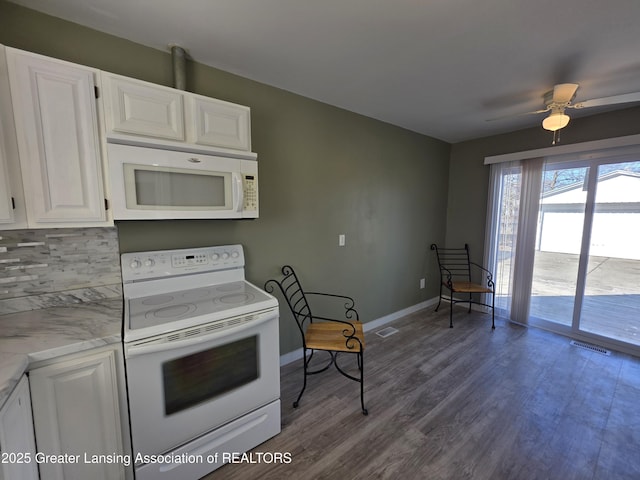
[338,234,346,246]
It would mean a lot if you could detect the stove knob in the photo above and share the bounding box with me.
[144,259,155,267]
[211,253,219,261]
[130,260,141,269]
[221,252,230,260]
[231,251,239,259]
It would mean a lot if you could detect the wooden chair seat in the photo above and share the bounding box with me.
[450,281,493,294]
[305,321,365,353]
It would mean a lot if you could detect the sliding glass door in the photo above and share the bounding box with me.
[580,160,640,344]
[488,154,640,352]
[530,163,589,326]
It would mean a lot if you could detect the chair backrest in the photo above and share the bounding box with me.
[264,265,313,337]
[430,243,473,284]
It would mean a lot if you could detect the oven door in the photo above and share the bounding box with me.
[124,308,279,457]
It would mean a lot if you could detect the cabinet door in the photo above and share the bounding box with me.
[187,95,251,151]
[102,72,185,141]
[30,347,125,480]
[0,46,27,229]
[0,116,27,229]
[0,133,14,225]
[6,48,107,226]
[0,376,39,480]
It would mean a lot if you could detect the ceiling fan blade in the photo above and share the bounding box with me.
[571,91,640,109]
[552,83,579,104]
[486,107,550,122]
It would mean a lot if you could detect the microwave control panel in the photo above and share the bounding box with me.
[243,174,258,212]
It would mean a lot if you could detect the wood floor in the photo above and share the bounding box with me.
[204,307,640,480]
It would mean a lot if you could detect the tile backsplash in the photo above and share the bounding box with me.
[0,227,122,314]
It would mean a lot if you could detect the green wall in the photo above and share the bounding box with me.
[446,106,640,262]
[0,1,451,354]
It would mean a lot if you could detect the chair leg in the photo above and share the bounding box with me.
[359,351,367,415]
[449,291,454,328]
[435,283,443,312]
[297,348,367,416]
[293,348,309,408]
[491,292,496,330]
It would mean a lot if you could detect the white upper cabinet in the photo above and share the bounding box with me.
[0,123,18,226]
[0,45,256,231]
[102,72,185,141]
[102,72,252,152]
[0,46,27,229]
[4,46,110,228]
[187,94,251,151]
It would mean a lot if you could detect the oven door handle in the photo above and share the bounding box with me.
[125,310,277,358]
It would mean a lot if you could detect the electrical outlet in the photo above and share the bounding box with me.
[420,278,426,289]
[338,234,346,246]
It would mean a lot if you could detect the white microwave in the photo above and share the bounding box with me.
[107,143,258,220]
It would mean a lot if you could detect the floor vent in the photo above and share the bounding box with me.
[376,327,399,338]
[570,340,611,356]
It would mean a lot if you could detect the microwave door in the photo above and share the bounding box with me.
[126,167,229,207]
[129,169,217,208]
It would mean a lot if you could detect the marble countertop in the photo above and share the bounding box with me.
[0,298,123,409]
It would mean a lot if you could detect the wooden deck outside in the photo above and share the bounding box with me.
[496,251,640,347]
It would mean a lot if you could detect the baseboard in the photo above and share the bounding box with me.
[279,348,304,367]
[279,296,440,366]
[361,297,439,332]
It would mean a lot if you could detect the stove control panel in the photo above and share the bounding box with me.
[121,245,245,281]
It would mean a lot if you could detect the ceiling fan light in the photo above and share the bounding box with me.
[542,112,570,131]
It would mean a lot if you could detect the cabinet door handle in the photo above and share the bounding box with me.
[11,197,16,209]
[187,158,201,163]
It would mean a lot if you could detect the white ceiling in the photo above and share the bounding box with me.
[9,0,640,143]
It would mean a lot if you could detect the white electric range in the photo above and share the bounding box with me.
[121,245,280,480]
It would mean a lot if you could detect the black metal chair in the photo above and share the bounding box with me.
[431,243,496,329]
[265,265,367,415]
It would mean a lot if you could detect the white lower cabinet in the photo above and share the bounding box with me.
[29,344,132,480]
[0,376,39,480]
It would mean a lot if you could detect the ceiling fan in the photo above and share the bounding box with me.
[496,83,640,144]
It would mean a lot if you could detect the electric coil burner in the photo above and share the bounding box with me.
[121,245,280,480]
